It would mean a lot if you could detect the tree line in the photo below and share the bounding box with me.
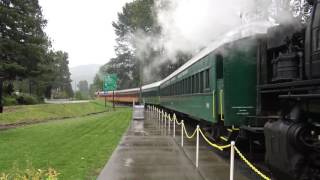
[0,0,73,105]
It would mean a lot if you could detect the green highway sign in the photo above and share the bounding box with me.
[104,74,117,91]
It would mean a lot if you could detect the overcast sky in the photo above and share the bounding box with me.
[39,0,132,68]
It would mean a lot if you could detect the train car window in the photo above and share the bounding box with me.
[175,83,177,95]
[193,75,197,93]
[183,80,185,94]
[186,77,189,94]
[191,76,194,93]
[216,54,223,79]
[196,74,200,93]
[205,69,210,89]
[189,77,191,94]
[200,71,204,93]
[183,79,185,94]
[184,79,187,94]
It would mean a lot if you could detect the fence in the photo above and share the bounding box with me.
[146,106,271,180]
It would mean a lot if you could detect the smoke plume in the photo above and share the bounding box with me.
[133,0,308,83]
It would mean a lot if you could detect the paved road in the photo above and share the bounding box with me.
[97,109,249,180]
[44,99,89,104]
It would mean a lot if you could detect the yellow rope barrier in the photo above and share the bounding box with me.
[182,124,197,139]
[198,128,231,151]
[234,146,271,180]
[158,111,270,180]
[176,119,182,125]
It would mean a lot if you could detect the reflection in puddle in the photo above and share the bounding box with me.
[131,120,146,135]
[124,158,134,167]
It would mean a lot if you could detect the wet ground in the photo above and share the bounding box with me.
[97,109,249,180]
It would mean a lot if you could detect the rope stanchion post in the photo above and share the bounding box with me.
[173,115,176,138]
[158,110,161,127]
[164,111,167,134]
[196,125,199,168]
[181,120,184,147]
[230,141,235,180]
[168,113,171,135]
[161,110,163,126]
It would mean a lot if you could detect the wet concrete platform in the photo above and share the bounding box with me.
[97,110,249,180]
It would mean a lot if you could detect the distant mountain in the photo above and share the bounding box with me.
[70,64,101,91]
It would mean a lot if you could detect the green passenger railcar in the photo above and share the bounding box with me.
[142,81,161,105]
[159,37,258,127]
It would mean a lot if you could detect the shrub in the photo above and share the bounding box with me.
[16,94,39,105]
[3,96,17,106]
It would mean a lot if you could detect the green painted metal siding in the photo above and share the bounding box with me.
[222,37,257,126]
[160,53,217,123]
[142,86,160,105]
[155,37,257,126]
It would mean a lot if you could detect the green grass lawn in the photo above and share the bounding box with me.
[0,108,132,179]
[0,100,109,125]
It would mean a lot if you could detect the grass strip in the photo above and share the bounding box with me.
[0,108,132,179]
[0,100,110,125]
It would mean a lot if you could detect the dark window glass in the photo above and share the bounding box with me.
[184,79,187,94]
[200,71,204,93]
[216,54,223,79]
[191,76,194,93]
[195,74,199,93]
[205,69,210,89]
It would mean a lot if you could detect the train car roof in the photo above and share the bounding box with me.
[142,80,163,91]
[160,21,274,85]
[113,88,140,94]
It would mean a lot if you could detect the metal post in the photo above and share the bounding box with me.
[104,92,107,108]
[181,120,184,147]
[164,111,167,131]
[159,110,161,127]
[113,90,115,110]
[160,110,163,126]
[168,113,171,135]
[196,125,199,168]
[230,141,235,180]
[173,115,176,138]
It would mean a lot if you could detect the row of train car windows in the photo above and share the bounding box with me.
[162,69,210,96]
[143,90,157,97]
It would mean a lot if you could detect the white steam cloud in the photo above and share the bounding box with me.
[133,0,304,83]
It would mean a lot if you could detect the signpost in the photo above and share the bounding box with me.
[104,74,117,109]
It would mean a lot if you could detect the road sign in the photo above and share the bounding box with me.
[104,74,117,91]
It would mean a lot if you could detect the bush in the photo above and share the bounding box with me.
[3,96,17,106]
[16,94,39,105]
